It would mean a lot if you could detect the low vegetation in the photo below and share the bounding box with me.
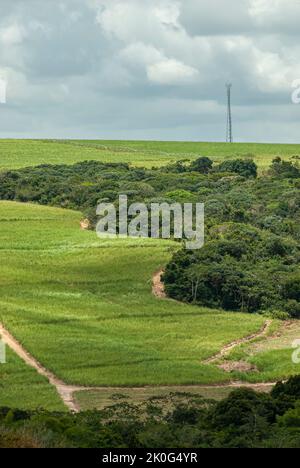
[1,376,300,448]
[0,139,299,170]
[0,201,266,393]
[0,140,299,429]
[0,348,65,412]
[1,156,299,318]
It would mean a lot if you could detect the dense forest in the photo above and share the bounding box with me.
[0,156,299,317]
[1,376,300,448]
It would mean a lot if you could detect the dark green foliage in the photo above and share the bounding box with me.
[161,158,300,316]
[285,300,300,319]
[217,159,258,178]
[190,157,213,174]
[1,377,300,448]
[271,157,300,178]
[164,223,300,314]
[283,276,300,302]
[271,376,300,401]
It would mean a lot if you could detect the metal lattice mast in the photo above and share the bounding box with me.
[226,83,233,143]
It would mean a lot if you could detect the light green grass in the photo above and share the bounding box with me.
[0,348,66,411]
[0,139,299,171]
[0,201,266,389]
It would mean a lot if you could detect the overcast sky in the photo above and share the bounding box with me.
[0,0,300,142]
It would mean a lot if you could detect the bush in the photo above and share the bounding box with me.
[217,159,257,178]
[271,158,300,178]
[189,157,213,174]
[285,300,300,319]
[266,310,290,321]
[271,376,300,401]
[283,277,300,302]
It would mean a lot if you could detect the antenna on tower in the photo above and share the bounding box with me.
[226,83,233,143]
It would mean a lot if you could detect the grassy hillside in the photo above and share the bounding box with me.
[0,348,66,411]
[0,139,299,170]
[1,140,300,411]
[0,201,266,388]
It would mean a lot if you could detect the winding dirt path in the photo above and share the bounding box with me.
[0,323,84,412]
[151,270,273,366]
[204,320,273,364]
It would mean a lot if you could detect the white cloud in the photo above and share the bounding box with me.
[120,42,164,66]
[253,49,290,92]
[147,59,199,85]
[153,1,181,28]
[0,23,25,45]
[221,35,300,93]
[94,0,182,43]
[120,42,199,86]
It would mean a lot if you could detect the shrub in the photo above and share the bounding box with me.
[189,157,213,174]
[285,300,300,319]
[271,158,300,178]
[217,159,257,178]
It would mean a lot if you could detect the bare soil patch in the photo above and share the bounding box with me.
[152,269,166,298]
[218,361,258,373]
